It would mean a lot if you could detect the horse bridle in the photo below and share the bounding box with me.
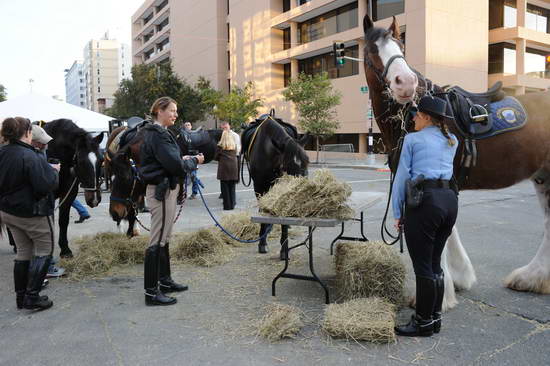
[109,157,141,209]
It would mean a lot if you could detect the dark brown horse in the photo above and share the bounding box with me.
[107,123,221,236]
[241,114,309,254]
[362,13,550,309]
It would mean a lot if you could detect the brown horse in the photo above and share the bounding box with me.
[362,13,550,309]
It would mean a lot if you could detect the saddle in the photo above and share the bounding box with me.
[118,119,151,148]
[445,81,505,137]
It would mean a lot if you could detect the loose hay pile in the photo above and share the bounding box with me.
[335,241,406,305]
[172,228,233,266]
[258,169,354,220]
[60,232,149,279]
[257,303,304,341]
[322,297,396,343]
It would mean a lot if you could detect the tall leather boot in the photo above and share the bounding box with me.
[395,276,435,337]
[433,273,445,333]
[14,260,29,309]
[159,243,188,293]
[23,256,53,311]
[144,245,177,306]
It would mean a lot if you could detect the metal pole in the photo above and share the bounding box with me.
[368,114,374,154]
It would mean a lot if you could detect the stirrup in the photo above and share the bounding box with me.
[469,104,489,122]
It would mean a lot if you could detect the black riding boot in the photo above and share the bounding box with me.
[395,276,435,337]
[144,245,177,306]
[14,260,29,309]
[159,243,188,293]
[23,256,53,311]
[433,273,445,333]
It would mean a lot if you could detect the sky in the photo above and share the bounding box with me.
[0,0,144,100]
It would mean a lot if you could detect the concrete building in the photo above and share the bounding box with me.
[131,0,228,92]
[131,0,550,153]
[83,36,131,113]
[64,61,86,107]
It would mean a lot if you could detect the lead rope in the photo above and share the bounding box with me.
[55,176,78,211]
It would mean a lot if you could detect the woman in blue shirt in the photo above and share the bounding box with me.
[392,96,458,337]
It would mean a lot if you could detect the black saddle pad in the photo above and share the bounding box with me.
[119,120,151,147]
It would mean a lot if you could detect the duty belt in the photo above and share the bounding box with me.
[422,179,451,189]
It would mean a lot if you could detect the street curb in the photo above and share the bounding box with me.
[309,163,390,171]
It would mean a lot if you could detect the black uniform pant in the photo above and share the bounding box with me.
[220,180,236,210]
[404,188,458,279]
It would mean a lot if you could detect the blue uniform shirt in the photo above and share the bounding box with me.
[391,126,458,219]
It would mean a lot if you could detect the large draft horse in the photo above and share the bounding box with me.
[362,12,550,309]
[241,114,309,254]
[43,119,104,257]
[108,124,220,236]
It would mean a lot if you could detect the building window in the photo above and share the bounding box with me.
[283,28,291,50]
[283,0,291,12]
[98,77,101,83]
[298,0,311,5]
[156,0,168,13]
[157,17,169,32]
[80,102,84,106]
[80,94,84,98]
[489,42,550,76]
[491,0,550,33]
[97,69,100,75]
[227,23,230,43]
[284,63,291,87]
[98,86,101,93]
[144,12,153,25]
[80,78,83,82]
[298,2,358,44]
[227,51,231,70]
[371,0,405,22]
[299,45,359,79]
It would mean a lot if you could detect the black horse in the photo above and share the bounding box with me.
[241,114,309,254]
[43,119,104,258]
[108,123,221,237]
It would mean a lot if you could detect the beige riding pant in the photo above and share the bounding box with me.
[145,185,178,247]
[1,211,55,260]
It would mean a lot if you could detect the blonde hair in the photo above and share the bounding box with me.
[150,96,177,118]
[218,130,236,151]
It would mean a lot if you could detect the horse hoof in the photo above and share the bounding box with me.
[258,244,268,254]
[504,265,550,294]
[60,249,73,259]
[279,251,288,261]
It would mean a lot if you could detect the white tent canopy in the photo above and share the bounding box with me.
[0,93,113,133]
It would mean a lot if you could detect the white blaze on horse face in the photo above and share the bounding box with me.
[375,38,418,104]
[88,152,97,179]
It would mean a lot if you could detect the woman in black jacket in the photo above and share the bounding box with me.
[0,117,59,311]
[215,130,238,210]
[140,97,204,306]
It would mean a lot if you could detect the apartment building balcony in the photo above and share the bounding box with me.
[489,72,550,91]
[134,23,171,56]
[490,26,550,47]
[271,0,356,29]
[144,45,171,65]
[133,3,170,40]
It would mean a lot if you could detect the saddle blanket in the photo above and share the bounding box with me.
[476,96,527,139]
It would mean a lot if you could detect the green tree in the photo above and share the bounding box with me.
[195,76,223,120]
[107,63,208,124]
[212,82,263,132]
[283,72,341,163]
[0,84,7,102]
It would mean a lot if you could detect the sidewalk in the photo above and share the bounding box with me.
[309,153,389,171]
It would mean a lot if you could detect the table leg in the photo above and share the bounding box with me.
[272,231,290,297]
[307,226,330,304]
[330,211,369,255]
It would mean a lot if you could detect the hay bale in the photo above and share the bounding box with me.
[60,232,149,279]
[258,169,354,220]
[172,228,233,266]
[257,303,303,341]
[335,241,406,305]
[322,297,396,343]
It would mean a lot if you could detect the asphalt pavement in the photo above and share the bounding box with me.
[0,155,548,366]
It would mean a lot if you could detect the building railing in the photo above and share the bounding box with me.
[526,70,550,79]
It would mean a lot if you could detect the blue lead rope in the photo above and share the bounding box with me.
[195,182,272,243]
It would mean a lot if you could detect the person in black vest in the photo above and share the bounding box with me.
[392,96,459,337]
[0,117,59,311]
[139,97,204,306]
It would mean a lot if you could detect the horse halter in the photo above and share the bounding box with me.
[72,152,100,192]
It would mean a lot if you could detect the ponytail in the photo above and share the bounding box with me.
[428,115,455,147]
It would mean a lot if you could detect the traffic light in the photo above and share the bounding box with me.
[333,42,346,68]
